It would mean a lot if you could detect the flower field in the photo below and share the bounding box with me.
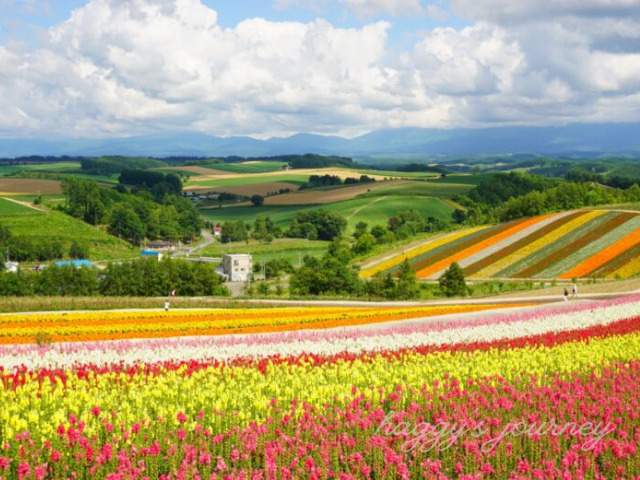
[361,209,640,280]
[1,297,640,478]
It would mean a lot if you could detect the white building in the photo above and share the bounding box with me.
[221,254,252,282]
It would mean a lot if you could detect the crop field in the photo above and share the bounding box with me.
[185,173,311,188]
[263,179,409,205]
[187,181,302,197]
[201,195,455,233]
[0,161,80,176]
[357,179,475,198]
[0,197,43,216]
[361,209,640,280]
[0,210,137,261]
[0,178,62,195]
[1,295,640,477]
[199,238,329,264]
[156,165,233,176]
[201,160,288,174]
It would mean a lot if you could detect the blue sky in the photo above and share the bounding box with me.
[0,0,639,139]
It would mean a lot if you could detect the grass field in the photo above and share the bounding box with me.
[0,162,80,176]
[1,210,137,262]
[201,161,288,174]
[0,197,43,216]
[356,180,474,198]
[187,174,311,188]
[427,173,495,185]
[188,181,301,197]
[199,238,329,264]
[201,195,456,233]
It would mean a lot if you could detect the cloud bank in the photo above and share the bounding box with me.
[0,0,639,138]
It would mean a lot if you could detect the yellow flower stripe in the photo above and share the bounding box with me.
[475,210,606,278]
[360,226,488,278]
[608,254,640,279]
[2,330,639,442]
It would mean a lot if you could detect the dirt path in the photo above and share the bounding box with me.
[347,195,388,221]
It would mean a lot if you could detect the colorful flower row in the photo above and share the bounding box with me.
[363,208,640,280]
[0,304,516,344]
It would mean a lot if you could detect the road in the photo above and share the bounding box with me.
[171,229,216,258]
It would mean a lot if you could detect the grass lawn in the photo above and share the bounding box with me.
[1,210,138,262]
[199,238,329,264]
[201,195,455,233]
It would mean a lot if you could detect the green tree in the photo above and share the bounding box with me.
[438,262,468,297]
[250,194,265,206]
[353,233,376,255]
[69,241,90,259]
[107,204,145,245]
[393,259,420,299]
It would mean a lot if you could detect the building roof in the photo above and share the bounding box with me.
[54,259,93,267]
[223,253,252,259]
[140,250,162,256]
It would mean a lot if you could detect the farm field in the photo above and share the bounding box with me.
[0,210,137,262]
[1,296,639,477]
[361,209,640,280]
[356,179,474,198]
[200,160,288,174]
[0,178,62,195]
[262,179,409,205]
[201,195,456,233]
[0,161,80,176]
[199,238,329,264]
[187,180,300,197]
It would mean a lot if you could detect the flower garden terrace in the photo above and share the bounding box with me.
[0,297,640,478]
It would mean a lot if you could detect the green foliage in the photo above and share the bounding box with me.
[438,262,468,297]
[80,156,166,175]
[119,170,182,195]
[289,255,364,296]
[352,233,376,255]
[250,194,265,207]
[467,172,555,206]
[107,204,145,245]
[221,220,249,243]
[367,259,420,300]
[69,241,89,260]
[288,209,347,241]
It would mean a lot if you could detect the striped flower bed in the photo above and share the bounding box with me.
[1,297,640,478]
[365,209,640,280]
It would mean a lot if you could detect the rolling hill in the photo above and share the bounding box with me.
[360,209,640,281]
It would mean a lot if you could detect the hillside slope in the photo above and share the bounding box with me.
[360,210,640,280]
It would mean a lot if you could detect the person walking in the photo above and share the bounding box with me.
[563,288,569,301]
[164,299,170,311]
[572,283,577,298]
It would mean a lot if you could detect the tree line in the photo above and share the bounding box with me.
[0,259,229,297]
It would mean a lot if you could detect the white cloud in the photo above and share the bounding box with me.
[1,0,640,138]
[341,0,423,17]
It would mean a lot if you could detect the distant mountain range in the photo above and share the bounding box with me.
[2,123,640,159]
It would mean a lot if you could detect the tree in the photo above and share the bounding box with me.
[394,259,420,299]
[353,233,376,255]
[69,241,89,259]
[438,262,468,297]
[107,204,145,245]
[452,209,467,224]
[250,194,265,206]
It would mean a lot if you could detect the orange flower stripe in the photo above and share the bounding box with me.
[560,225,640,279]
[0,304,529,344]
[416,215,554,279]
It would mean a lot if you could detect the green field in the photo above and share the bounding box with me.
[199,238,328,264]
[0,198,43,216]
[427,173,495,185]
[202,161,288,174]
[353,168,440,179]
[201,195,455,233]
[357,180,474,198]
[1,210,137,262]
[0,162,80,176]
[188,174,311,188]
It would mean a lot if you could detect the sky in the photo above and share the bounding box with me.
[0,0,639,139]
